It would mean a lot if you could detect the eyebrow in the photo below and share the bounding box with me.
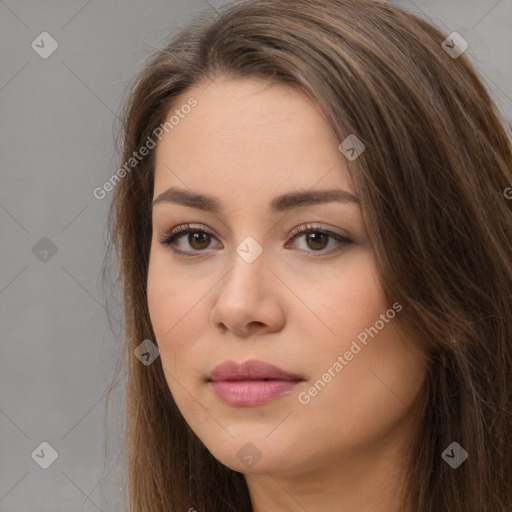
[152,187,359,213]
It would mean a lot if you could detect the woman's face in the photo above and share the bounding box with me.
[147,78,427,478]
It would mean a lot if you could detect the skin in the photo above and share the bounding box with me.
[147,77,427,512]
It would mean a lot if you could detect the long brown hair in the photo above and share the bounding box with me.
[104,0,512,510]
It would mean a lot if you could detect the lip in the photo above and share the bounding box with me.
[209,359,303,382]
[208,359,304,407]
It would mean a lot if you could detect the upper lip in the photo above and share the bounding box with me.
[208,359,304,382]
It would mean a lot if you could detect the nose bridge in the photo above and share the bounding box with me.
[235,233,266,267]
[225,235,268,296]
[210,235,273,328]
[209,224,289,336]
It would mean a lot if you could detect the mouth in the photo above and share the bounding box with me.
[207,359,305,406]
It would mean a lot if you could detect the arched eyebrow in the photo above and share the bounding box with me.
[152,187,359,213]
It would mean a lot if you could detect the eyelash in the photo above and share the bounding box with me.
[157,223,352,258]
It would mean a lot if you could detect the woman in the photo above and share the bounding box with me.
[105,0,512,510]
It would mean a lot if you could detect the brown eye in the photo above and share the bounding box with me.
[304,232,329,251]
[287,225,352,255]
[158,224,221,256]
[187,232,212,250]
[158,223,352,258]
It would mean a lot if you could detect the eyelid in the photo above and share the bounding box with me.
[288,223,350,241]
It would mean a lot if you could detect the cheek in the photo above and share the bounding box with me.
[146,250,207,364]
[147,262,211,419]
[292,251,386,347]
[292,252,423,407]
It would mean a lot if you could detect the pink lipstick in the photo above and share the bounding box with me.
[208,359,304,406]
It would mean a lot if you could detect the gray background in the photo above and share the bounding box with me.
[1,0,510,510]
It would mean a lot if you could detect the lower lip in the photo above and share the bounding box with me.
[209,379,301,406]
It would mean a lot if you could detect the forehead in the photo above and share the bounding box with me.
[153,78,354,200]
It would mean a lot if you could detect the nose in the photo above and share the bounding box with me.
[209,245,286,338]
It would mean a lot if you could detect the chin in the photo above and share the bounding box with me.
[204,436,300,476]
